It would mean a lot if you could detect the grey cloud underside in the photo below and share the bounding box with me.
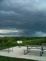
[0,0,46,36]
[0,12,46,31]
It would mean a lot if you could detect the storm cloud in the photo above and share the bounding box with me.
[0,0,46,37]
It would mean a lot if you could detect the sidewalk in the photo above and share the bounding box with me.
[0,46,46,61]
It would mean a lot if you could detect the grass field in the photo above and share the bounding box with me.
[0,56,36,61]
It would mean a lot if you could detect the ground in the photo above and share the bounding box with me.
[0,46,46,61]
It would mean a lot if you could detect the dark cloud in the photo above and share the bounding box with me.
[0,0,46,37]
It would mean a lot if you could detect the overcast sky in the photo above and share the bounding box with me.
[0,0,46,37]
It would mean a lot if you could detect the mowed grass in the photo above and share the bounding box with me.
[0,56,37,61]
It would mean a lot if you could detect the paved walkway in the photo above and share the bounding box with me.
[0,46,46,61]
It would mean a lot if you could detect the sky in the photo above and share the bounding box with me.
[0,0,46,37]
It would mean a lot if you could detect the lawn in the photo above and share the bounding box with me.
[0,56,37,61]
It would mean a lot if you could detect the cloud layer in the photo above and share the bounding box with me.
[0,29,24,37]
[0,0,46,37]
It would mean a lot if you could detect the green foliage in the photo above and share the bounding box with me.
[0,37,46,49]
[0,56,36,61]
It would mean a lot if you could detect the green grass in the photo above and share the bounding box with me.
[0,56,37,61]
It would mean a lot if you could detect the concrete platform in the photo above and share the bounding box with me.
[0,46,46,61]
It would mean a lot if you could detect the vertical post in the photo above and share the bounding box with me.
[12,47,13,52]
[40,51,42,56]
[8,48,9,53]
[41,45,43,54]
[24,50,25,55]
[40,45,43,56]
[27,45,28,53]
